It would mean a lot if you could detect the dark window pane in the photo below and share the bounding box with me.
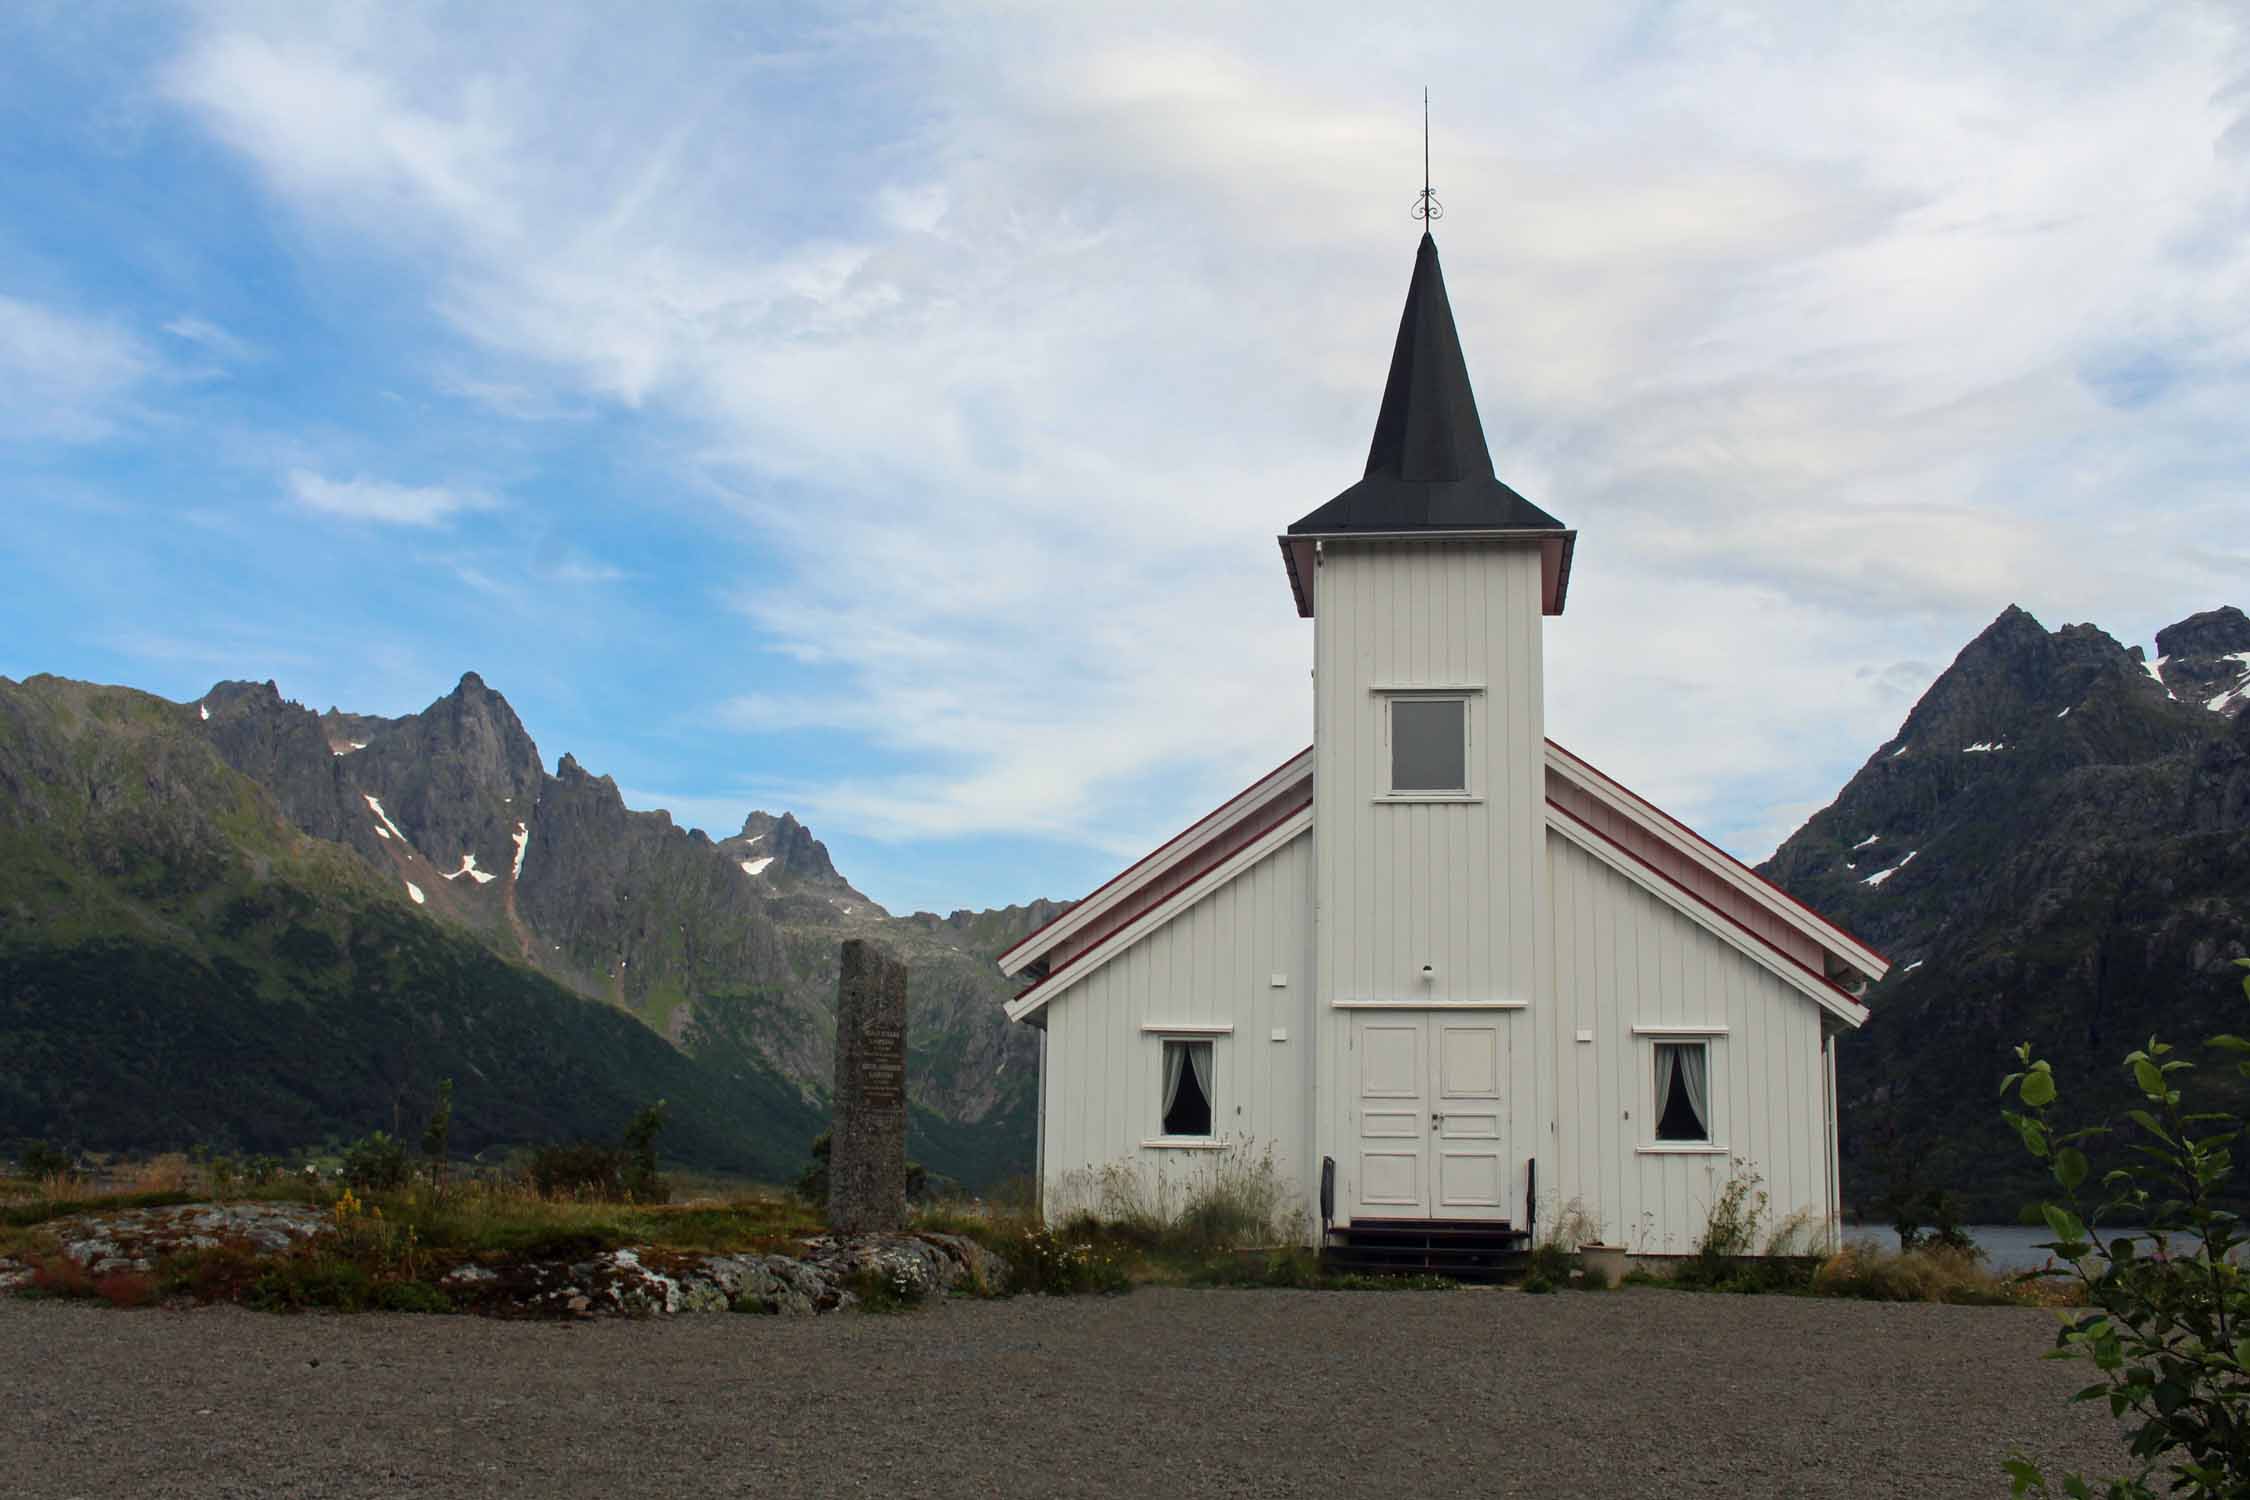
[1392,699,1466,792]
[1163,1040,1212,1137]
[1655,1043,1708,1141]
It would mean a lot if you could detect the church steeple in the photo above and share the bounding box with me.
[1280,230,1576,617]
[1363,231,1500,484]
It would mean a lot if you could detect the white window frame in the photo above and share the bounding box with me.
[1142,1032,1225,1150]
[1371,686,1481,802]
[1635,1032,1727,1156]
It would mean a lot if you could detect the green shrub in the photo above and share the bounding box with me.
[420,1080,453,1196]
[373,1280,453,1314]
[249,1256,375,1312]
[620,1099,667,1204]
[2000,959,2250,1499]
[526,1142,626,1199]
[339,1133,410,1192]
[18,1141,77,1181]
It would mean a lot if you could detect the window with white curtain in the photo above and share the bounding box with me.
[1161,1038,1214,1137]
[1653,1041,1711,1142]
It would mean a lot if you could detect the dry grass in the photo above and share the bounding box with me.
[1045,1139,1308,1253]
[123,1155,190,1194]
[1811,1238,2081,1307]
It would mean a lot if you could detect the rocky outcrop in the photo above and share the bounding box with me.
[2153,606,2250,717]
[721,810,846,888]
[10,1202,1008,1318]
[49,1201,335,1276]
[438,1232,1008,1317]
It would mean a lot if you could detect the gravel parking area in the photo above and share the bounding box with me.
[6,1287,2126,1498]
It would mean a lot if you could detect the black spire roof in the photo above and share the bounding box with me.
[1287,232,1567,536]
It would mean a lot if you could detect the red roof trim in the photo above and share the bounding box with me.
[1548,800,1869,1017]
[1546,739,1891,972]
[1010,795,1313,1010]
[998,748,1313,971]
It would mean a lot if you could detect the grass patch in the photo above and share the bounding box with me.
[1626,1239,2081,1307]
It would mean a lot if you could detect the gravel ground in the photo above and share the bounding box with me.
[5,1287,2127,1498]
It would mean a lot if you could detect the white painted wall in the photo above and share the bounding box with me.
[1545,830,1839,1256]
[1038,830,1315,1227]
[1310,539,1552,1225]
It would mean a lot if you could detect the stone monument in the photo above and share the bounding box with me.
[828,938,909,1236]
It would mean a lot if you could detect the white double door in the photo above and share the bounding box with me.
[1350,1013,1510,1221]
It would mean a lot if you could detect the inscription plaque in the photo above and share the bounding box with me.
[829,938,910,1235]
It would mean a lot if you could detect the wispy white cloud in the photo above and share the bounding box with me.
[0,294,151,441]
[162,314,256,363]
[287,468,495,527]
[433,372,588,422]
[158,1,2250,889]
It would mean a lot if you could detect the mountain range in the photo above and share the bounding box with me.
[0,670,1053,1186]
[5,601,2242,1217]
[1759,604,2250,1219]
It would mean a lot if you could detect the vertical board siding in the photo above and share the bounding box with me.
[1041,831,1315,1228]
[1311,541,1549,1221]
[1545,772,1825,970]
[1545,832,1836,1255]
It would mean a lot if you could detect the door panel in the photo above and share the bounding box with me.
[1352,1020,1426,1218]
[1359,1023,1421,1097]
[1431,1022,1508,1220]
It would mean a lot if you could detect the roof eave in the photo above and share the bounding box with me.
[1278,528,1577,616]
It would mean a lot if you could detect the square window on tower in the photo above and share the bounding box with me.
[1390,697,1467,793]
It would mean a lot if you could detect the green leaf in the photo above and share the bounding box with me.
[2042,1204,2088,1247]
[2130,1058,2166,1098]
[2022,1068,2058,1108]
[2054,1148,2089,1191]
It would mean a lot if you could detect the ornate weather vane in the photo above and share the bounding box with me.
[1413,87,1442,227]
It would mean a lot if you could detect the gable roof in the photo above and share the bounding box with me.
[1280,232,1576,617]
[999,739,1885,1025]
[1543,741,1889,988]
[995,748,1314,982]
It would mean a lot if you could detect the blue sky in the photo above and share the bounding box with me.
[4,2,2247,915]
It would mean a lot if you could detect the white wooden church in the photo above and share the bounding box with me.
[997,230,1887,1262]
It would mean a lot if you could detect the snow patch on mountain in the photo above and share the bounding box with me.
[405,881,425,905]
[198,703,209,721]
[1863,850,1918,887]
[363,794,410,846]
[511,821,529,879]
[740,856,774,876]
[442,852,496,884]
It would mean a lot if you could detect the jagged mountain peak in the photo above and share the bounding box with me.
[2156,606,2250,661]
[722,809,841,885]
[1881,605,2149,764]
[1755,602,2250,1217]
[2150,606,2250,717]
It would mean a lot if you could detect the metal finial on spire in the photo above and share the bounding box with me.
[1413,87,1442,227]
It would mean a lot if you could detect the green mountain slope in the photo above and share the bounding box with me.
[0,674,821,1175]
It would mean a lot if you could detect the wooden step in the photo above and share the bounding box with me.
[1320,1218,1532,1282]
